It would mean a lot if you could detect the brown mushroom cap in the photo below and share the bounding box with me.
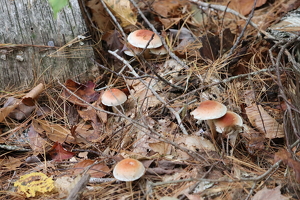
[213,111,243,133]
[113,158,145,182]
[127,30,162,49]
[101,88,127,106]
[191,100,227,120]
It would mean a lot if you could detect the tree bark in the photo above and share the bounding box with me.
[0,0,97,90]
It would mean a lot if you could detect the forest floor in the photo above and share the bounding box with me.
[1,0,300,199]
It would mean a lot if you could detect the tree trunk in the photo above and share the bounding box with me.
[0,0,97,90]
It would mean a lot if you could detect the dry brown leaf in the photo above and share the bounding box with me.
[74,123,101,142]
[3,97,35,121]
[102,0,137,27]
[149,142,172,155]
[22,83,44,106]
[252,186,289,200]
[28,124,47,152]
[73,159,110,178]
[229,0,267,16]
[86,0,114,32]
[61,79,100,107]
[48,142,75,161]
[245,104,284,139]
[176,135,216,160]
[3,156,24,170]
[274,148,300,183]
[0,100,19,122]
[32,119,75,143]
[126,78,162,112]
[0,84,44,122]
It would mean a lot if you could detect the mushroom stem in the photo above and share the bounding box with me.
[126,181,133,190]
[207,120,217,145]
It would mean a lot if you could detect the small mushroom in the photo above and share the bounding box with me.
[190,100,227,140]
[150,45,168,55]
[127,29,162,49]
[213,111,243,155]
[213,111,243,133]
[113,158,145,188]
[101,88,127,107]
[125,29,163,58]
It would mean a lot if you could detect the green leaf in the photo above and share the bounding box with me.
[49,0,69,18]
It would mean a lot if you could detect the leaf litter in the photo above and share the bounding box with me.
[2,0,300,199]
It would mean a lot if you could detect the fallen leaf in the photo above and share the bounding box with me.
[27,124,47,152]
[74,123,102,142]
[86,0,114,32]
[176,135,216,160]
[32,119,75,143]
[103,0,137,27]
[3,97,35,121]
[3,156,24,170]
[61,79,100,107]
[199,28,234,61]
[252,185,289,200]
[274,148,300,183]
[149,142,172,155]
[14,172,55,198]
[0,99,20,122]
[55,176,76,198]
[229,0,267,16]
[22,83,44,106]
[126,78,162,112]
[48,142,75,161]
[245,104,284,138]
[242,125,265,154]
[73,159,110,178]
[102,30,123,52]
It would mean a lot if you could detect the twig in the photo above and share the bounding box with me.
[128,0,189,69]
[108,50,189,135]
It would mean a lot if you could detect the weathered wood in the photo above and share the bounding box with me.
[0,0,97,90]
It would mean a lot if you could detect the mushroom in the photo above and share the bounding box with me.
[190,100,227,140]
[213,111,243,155]
[127,29,162,49]
[101,88,127,107]
[149,45,168,55]
[213,111,243,133]
[125,29,163,57]
[113,158,145,189]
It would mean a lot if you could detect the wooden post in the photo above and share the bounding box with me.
[0,0,98,90]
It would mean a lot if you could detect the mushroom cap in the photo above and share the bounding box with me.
[213,111,243,133]
[113,158,145,182]
[150,45,168,55]
[191,100,227,120]
[101,88,127,106]
[127,30,162,49]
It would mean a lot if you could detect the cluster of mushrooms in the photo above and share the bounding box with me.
[191,100,243,140]
[101,30,243,184]
[124,29,167,56]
